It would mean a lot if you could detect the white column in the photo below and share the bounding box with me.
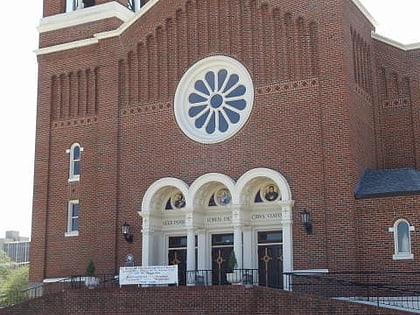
[186,228,196,271]
[233,226,242,269]
[141,227,151,266]
[197,229,206,270]
[242,226,253,269]
[282,204,293,290]
[76,0,84,9]
[232,207,243,269]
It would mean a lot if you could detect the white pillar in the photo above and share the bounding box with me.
[197,229,206,270]
[282,204,293,289]
[141,227,151,266]
[232,207,244,269]
[242,226,253,269]
[186,228,196,271]
[233,226,242,269]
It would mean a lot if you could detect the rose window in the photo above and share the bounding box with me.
[174,56,254,144]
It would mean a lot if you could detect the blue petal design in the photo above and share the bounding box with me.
[226,84,246,98]
[223,107,241,124]
[189,93,207,104]
[189,105,208,117]
[195,109,210,128]
[194,80,210,95]
[223,74,239,93]
[205,71,215,92]
[218,69,228,90]
[218,112,229,132]
[206,111,216,134]
[188,67,249,136]
[225,99,246,110]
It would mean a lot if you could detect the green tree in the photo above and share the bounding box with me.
[0,249,13,281]
[0,250,29,306]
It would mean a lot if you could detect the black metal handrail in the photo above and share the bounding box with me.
[0,273,119,308]
[185,269,260,287]
[283,271,420,312]
[2,270,420,312]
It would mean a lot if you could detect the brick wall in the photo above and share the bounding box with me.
[0,286,414,315]
[31,0,420,284]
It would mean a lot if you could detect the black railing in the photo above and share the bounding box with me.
[185,269,260,287]
[0,274,119,308]
[284,271,420,312]
[2,271,419,312]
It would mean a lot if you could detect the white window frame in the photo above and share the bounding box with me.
[66,143,83,182]
[65,200,79,237]
[389,219,414,260]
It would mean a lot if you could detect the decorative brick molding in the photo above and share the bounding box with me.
[52,116,98,129]
[120,78,319,118]
[256,78,318,96]
[355,85,372,103]
[121,102,172,117]
[382,98,410,109]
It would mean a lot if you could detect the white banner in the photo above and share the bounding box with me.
[119,265,178,286]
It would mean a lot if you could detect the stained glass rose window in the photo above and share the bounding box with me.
[174,56,254,144]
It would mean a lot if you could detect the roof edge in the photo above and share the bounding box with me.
[38,2,134,33]
[351,0,377,27]
[372,32,420,51]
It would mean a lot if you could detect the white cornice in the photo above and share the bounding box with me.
[372,32,420,51]
[35,38,98,56]
[36,0,420,56]
[38,2,134,33]
[351,0,377,27]
[36,0,160,56]
[351,1,420,51]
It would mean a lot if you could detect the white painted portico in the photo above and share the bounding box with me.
[138,168,294,285]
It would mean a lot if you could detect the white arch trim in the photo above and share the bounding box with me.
[188,173,236,208]
[234,167,292,203]
[141,177,189,214]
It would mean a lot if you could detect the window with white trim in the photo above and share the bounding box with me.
[66,200,79,236]
[66,143,83,182]
[389,219,414,260]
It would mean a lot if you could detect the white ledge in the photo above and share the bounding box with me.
[351,0,377,27]
[291,269,329,275]
[36,0,420,56]
[372,32,420,51]
[38,2,134,33]
[35,38,98,55]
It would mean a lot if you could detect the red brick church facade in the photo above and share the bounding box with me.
[30,0,420,286]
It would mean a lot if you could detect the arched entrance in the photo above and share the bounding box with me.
[139,168,294,287]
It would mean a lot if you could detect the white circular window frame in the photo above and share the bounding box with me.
[174,55,254,144]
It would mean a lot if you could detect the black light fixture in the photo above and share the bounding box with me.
[299,210,312,234]
[121,222,133,243]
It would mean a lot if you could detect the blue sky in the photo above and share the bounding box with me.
[0,0,419,239]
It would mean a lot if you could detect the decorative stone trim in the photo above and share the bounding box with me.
[255,78,318,96]
[354,85,372,103]
[121,102,172,117]
[382,98,410,109]
[52,116,98,128]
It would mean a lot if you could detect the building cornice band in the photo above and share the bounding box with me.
[38,2,134,33]
[35,0,420,56]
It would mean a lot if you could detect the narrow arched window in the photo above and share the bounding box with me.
[390,219,414,260]
[66,143,83,181]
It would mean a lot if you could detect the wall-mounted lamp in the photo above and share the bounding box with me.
[299,210,312,234]
[121,222,133,243]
